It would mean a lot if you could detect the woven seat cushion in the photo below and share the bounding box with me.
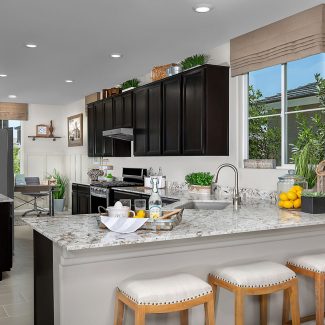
[211,261,296,288]
[288,253,325,273]
[118,273,212,305]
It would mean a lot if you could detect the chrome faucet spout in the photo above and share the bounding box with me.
[215,163,241,206]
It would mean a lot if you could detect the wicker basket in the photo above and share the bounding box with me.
[151,63,177,81]
[102,87,122,99]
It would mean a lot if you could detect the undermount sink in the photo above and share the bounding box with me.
[179,201,230,210]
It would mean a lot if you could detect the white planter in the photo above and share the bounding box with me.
[188,185,211,195]
[54,198,65,212]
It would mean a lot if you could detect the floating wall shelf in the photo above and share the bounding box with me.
[28,136,62,142]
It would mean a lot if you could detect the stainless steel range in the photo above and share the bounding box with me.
[90,168,146,212]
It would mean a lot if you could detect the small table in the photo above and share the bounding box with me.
[14,185,56,216]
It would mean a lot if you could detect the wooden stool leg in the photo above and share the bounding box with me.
[180,309,189,325]
[204,296,215,325]
[135,307,145,325]
[315,273,324,325]
[260,294,268,325]
[282,288,290,325]
[235,291,245,325]
[289,280,300,325]
[114,295,124,325]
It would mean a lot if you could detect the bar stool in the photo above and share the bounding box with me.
[208,261,300,325]
[114,273,215,325]
[286,253,325,325]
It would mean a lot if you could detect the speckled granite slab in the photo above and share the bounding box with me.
[0,194,13,203]
[23,199,325,251]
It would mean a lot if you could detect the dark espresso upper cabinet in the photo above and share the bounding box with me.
[182,65,229,155]
[147,83,162,155]
[87,104,95,157]
[133,87,148,156]
[162,76,182,155]
[113,92,133,128]
[182,69,205,155]
[94,101,104,157]
[103,99,114,157]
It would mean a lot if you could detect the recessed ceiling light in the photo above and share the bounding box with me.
[193,5,213,13]
[25,43,37,48]
[8,95,17,99]
[65,80,73,83]
[110,53,122,58]
[0,74,7,78]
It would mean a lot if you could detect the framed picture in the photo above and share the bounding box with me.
[68,113,83,147]
[36,124,49,137]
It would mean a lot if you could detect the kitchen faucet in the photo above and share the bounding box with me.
[215,163,241,206]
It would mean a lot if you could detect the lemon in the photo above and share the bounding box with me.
[287,191,298,201]
[290,185,303,193]
[278,200,284,208]
[283,200,294,209]
[279,192,288,201]
[296,190,302,198]
[135,210,146,218]
[293,198,301,209]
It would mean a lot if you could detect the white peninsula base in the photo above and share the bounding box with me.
[51,226,325,325]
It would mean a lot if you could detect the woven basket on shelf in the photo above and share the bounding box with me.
[151,63,177,81]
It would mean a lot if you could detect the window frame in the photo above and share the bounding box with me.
[245,60,325,168]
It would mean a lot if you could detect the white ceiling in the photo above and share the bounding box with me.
[0,0,323,105]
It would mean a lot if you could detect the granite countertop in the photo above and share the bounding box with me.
[0,194,13,203]
[23,196,325,251]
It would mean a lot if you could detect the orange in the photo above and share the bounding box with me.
[293,198,301,209]
[283,200,294,209]
[287,191,298,201]
[279,192,288,201]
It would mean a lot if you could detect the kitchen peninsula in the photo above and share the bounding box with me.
[24,194,325,325]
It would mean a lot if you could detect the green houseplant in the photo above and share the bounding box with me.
[121,78,140,90]
[180,54,209,70]
[185,172,214,194]
[48,169,69,212]
[301,191,325,214]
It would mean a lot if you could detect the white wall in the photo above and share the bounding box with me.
[21,42,285,195]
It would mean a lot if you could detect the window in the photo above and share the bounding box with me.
[247,53,325,166]
[0,120,22,174]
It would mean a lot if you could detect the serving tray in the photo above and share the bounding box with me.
[97,208,183,231]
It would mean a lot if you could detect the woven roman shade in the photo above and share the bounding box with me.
[230,4,325,77]
[0,103,28,120]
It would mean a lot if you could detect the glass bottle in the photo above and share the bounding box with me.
[149,178,162,219]
[277,170,308,194]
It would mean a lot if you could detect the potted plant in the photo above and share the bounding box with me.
[48,170,69,212]
[121,78,140,92]
[185,172,214,194]
[180,54,209,71]
[301,191,325,214]
[106,173,114,182]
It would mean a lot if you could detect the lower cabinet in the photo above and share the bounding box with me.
[0,201,13,281]
[72,184,90,215]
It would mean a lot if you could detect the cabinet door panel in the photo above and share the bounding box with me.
[148,83,162,155]
[123,93,133,127]
[103,99,113,157]
[87,104,95,157]
[72,191,78,215]
[78,193,90,214]
[183,69,205,155]
[94,101,104,157]
[113,96,123,128]
[133,88,148,156]
[163,77,182,155]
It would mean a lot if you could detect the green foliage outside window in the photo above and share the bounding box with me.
[248,86,281,165]
[13,144,20,174]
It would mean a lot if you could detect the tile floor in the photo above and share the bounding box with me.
[0,226,33,325]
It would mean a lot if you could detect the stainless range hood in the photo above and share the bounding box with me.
[103,128,133,141]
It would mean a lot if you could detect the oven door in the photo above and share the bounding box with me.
[90,188,109,213]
